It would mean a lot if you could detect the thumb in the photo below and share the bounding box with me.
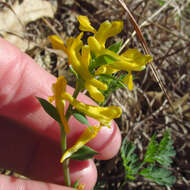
[0,174,75,190]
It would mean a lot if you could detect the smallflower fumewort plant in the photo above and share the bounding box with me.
[37,15,152,189]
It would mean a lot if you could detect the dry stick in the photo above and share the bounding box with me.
[119,0,175,53]
[155,42,190,63]
[145,20,190,43]
[0,2,25,30]
[117,0,175,112]
[42,18,65,41]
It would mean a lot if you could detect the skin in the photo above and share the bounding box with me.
[0,38,121,190]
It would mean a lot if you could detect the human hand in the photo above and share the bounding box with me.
[0,38,121,190]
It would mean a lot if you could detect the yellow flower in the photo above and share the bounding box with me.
[49,33,107,103]
[78,15,123,57]
[117,49,152,71]
[60,126,101,162]
[78,15,123,48]
[62,92,122,127]
[49,76,69,133]
[78,15,96,33]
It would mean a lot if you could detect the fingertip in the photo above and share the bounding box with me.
[89,121,121,160]
[70,159,97,190]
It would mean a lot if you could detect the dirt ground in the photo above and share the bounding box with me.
[1,0,190,189]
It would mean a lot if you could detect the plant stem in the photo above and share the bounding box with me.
[60,80,82,187]
[65,80,82,119]
[61,127,71,186]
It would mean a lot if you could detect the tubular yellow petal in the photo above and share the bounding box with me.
[101,49,152,72]
[62,93,122,126]
[85,83,105,103]
[95,65,119,75]
[120,49,152,69]
[87,36,103,55]
[60,126,101,162]
[71,33,84,50]
[95,21,123,47]
[57,101,69,133]
[51,76,70,133]
[48,35,67,53]
[66,37,74,49]
[89,78,107,90]
[81,45,91,69]
[68,33,83,69]
[78,15,96,33]
[123,72,134,91]
[52,76,67,97]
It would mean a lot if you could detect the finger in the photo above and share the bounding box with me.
[0,174,74,190]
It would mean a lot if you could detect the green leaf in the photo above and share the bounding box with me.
[121,131,176,188]
[70,145,98,160]
[36,97,61,123]
[72,110,89,126]
[140,165,176,187]
[72,179,79,188]
[156,130,176,167]
[144,130,176,167]
[108,40,123,53]
[120,138,141,180]
[98,73,126,103]
[144,134,158,163]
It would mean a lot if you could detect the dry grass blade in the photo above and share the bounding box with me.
[117,0,175,113]
[0,1,24,29]
[119,0,175,51]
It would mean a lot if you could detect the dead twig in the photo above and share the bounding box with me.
[117,0,175,114]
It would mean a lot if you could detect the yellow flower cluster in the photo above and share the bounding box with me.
[48,15,152,162]
[78,16,152,90]
[49,33,107,103]
[49,16,152,103]
[49,76,121,162]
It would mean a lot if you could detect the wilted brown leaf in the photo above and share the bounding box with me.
[0,0,57,51]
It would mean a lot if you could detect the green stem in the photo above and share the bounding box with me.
[60,79,82,187]
[61,127,71,186]
[65,80,82,119]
